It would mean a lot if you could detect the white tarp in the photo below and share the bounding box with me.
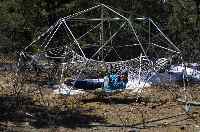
[126,79,151,92]
[169,64,200,81]
[53,83,85,95]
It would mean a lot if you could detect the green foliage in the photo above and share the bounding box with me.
[0,0,199,61]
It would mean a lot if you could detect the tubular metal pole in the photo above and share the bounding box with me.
[128,21,149,60]
[63,4,101,20]
[102,4,149,60]
[151,43,179,53]
[149,18,181,53]
[41,20,62,48]
[62,19,86,59]
[64,17,121,21]
[78,23,102,41]
[149,18,151,46]
[90,22,126,59]
[25,20,61,51]
[100,6,104,60]
[138,53,142,84]
[44,20,63,49]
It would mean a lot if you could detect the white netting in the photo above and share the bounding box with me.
[18,4,180,86]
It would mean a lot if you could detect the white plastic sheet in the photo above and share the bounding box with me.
[53,83,85,95]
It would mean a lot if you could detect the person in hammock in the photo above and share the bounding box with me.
[103,69,128,92]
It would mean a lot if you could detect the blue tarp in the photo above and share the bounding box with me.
[72,79,104,90]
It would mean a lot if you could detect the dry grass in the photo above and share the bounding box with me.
[0,54,16,64]
[0,70,200,131]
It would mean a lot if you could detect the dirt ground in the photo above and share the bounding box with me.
[0,70,200,132]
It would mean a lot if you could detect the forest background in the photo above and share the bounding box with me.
[0,0,199,62]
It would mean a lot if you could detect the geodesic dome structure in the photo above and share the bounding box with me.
[18,4,181,83]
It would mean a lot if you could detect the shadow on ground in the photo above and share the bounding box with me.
[81,93,167,105]
[0,96,106,129]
